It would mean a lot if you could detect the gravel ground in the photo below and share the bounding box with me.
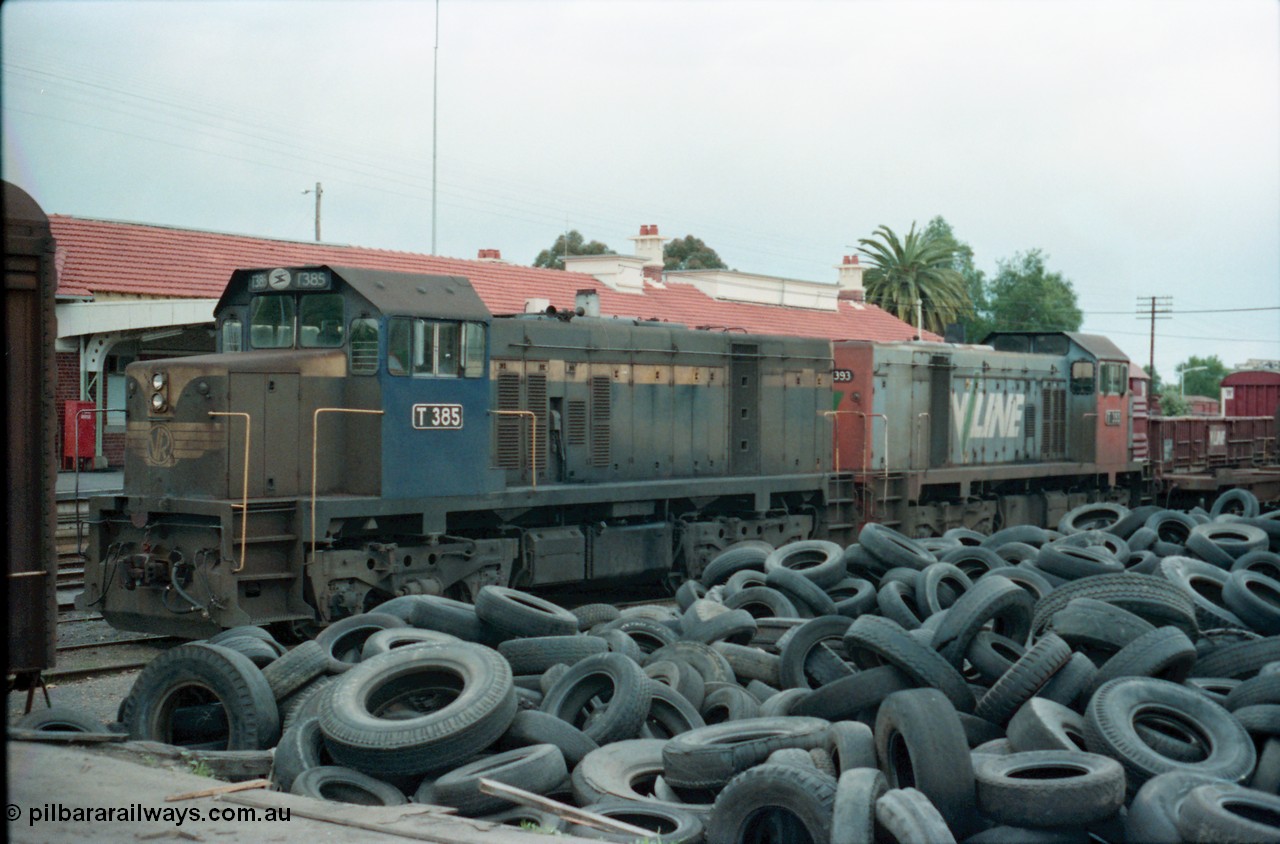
[8,667,141,727]
[7,613,172,729]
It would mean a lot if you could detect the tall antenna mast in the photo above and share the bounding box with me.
[431,0,440,255]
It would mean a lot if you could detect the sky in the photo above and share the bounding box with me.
[3,0,1277,383]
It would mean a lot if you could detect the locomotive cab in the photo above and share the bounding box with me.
[986,332,1132,476]
[80,265,501,635]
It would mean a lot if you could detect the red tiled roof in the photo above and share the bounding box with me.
[48,215,935,343]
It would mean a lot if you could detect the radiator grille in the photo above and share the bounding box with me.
[496,373,522,469]
[1042,386,1066,459]
[590,376,611,466]
[567,400,587,446]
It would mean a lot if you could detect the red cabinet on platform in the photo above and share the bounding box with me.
[62,399,96,469]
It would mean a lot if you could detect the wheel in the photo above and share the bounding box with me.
[661,715,831,790]
[125,643,278,750]
[431,743,567,815]
[705,763,838,844]
[538,652,650,744]
[317,642,516,777]
[973,750,1125,828]
[874,687,976,836]
[1085,676,1256,791]
[290,765,407,805]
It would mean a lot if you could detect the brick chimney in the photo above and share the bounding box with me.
[628,224,666,282]
[476,248,504,262]
[836,254,865,303]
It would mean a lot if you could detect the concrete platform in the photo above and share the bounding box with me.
[7,740,600,843]
[56,470,122,500]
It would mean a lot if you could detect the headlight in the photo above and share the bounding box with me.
[152,372,167,391]
[151,392,168,413]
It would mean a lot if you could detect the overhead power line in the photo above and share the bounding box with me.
[1084,305,1280,315]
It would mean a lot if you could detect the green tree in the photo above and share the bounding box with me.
[664,235,727,271]
[1144,366,1189,415]
[1158,391,1191,416]
[533,230,614,270]
[1175,355,1229,399]
[924,216,987,341]
[984,250,1083,334]
[857,223,970,335]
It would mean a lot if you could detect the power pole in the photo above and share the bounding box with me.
[431,0,440,255]
[914,299,923,341]
[303,182,322,242]
[1135,295,1172,379]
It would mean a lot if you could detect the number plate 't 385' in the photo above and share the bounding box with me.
[412,403,463,430]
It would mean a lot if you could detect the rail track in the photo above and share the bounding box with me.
[51,498,180,682]
[47,635,180,682]
[47,490,668,686]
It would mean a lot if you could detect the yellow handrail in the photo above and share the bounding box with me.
[822,410,859,472]
[853,412,890,478]
[209,411,251,572]
[855,412,890,519]
[311,408,385,562]
[492,410,538,490]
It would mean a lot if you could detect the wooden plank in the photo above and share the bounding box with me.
[5,729,125,743]
[476,778,653,836]
[167,778,271,802]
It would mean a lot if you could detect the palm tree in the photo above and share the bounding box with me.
[857,223,970,336]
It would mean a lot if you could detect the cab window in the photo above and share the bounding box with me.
[249,296,295,348]
[1100,362,1127,396]
[349,318,379,375]
[437,322,461,376]
[387,318,483,377]
[1070,360,1095,395]
[221,316,243,353]
[463,322,486,377]
[388,319,412,375]
[299,294,345,348]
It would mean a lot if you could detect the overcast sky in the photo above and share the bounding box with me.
[3,0,1277,381]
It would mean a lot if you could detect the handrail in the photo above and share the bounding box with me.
[310,408,385,562]
[854,412,890,478]
[855,412,890,519]
[822,410,859,472]
[492,410,538,491]
[209,411,252,572]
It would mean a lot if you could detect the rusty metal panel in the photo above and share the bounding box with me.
[5,182,58,674]
[1150,415,1278,480]
[1223,370,1280,418]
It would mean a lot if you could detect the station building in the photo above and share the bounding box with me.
[46,217,934,468]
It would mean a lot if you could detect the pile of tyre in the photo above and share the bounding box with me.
[106,490,1280,843]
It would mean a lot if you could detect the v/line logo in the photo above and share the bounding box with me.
[954,383,1026,448]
